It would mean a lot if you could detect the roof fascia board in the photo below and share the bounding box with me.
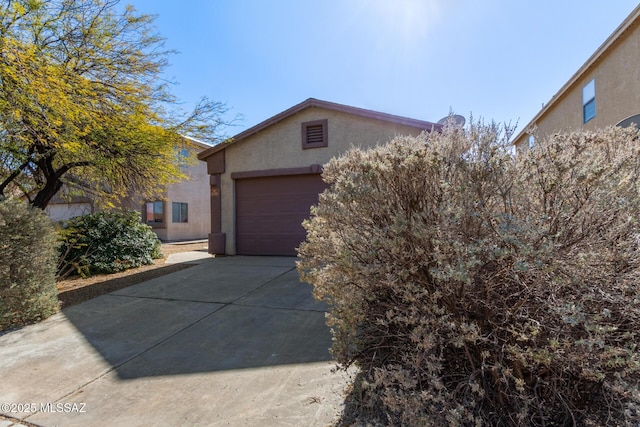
[199,98,441,160]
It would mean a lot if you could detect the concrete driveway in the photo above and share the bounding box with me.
[0,256,346,427]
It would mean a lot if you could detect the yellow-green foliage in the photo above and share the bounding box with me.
[0,198,59,331]
[298,123,640,426]
[0,0,228,209]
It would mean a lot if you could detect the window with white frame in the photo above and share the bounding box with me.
[528,134,535,149]
[583,79,596,123]
[172,202,188,223]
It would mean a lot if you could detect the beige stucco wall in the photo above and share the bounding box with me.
[515,17,640,151]
[134,144,211,242]
[163,147,211,241]
[46,202,93,222]
[220,107,431,254]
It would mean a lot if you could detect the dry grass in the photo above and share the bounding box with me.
[56,242,209,307]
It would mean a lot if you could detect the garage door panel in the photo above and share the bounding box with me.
[235,174,326,256]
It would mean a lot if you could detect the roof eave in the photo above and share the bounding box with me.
[182,135,213,149]
[198,98,441,160]
[512,4,640,144]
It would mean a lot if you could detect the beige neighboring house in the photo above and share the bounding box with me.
[198,98,441,256]
[47,136,211,242]
[513,4,640,151]
[46,195,94,221]
[141,136,211,241]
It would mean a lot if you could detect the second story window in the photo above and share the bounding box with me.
[583,79,596,123]
[177,147,191,167]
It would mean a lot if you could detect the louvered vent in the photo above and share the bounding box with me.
[306,124,324,145]
[302,119,328,149]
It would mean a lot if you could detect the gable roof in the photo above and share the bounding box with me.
[513,4,640,144]
[198,98,441,160]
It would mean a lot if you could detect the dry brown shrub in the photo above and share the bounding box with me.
[298,123,640,426]
[1,197,59,331]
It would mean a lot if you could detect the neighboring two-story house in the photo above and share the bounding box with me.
[142,136,211,241]
[513,4,640,151]
[47,136,211,242]
[198,98,441,256]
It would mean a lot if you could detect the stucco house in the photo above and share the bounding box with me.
[197,98,441,256]
[513,4,640,151]
[47,136,211,242]
[46,194,94,221]
[141,136,211,241]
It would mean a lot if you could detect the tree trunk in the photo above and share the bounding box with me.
[31,177,64,210]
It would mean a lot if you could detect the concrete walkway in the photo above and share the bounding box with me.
[0,256,346,427]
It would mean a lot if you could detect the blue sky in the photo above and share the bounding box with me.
[125,0,639,141]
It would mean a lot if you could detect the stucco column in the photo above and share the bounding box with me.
[208,174,225,254]
[203,149,225,255]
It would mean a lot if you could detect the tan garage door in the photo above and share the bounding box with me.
[235,174,327,256]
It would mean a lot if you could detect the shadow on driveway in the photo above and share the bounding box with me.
[61,256,333,380]
[57,263,194,308]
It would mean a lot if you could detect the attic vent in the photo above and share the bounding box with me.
[302,119,328,149]
[306,124,324,144]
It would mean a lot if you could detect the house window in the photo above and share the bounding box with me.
[583,79,596,123]
[172,202,188,223]
[145,201,164,223]
[528,134,535,149]
[301,119,328,149]
[177,148,190,167]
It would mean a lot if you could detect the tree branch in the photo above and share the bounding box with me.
[0,146,35,196]
[54,161,93,179]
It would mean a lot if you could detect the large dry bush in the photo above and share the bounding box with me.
[0,198,59,331]
[298,123,640,426]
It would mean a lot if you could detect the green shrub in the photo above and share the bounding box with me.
[298,123,640,426]
[58,210,162,277]
[0,198,59,331]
